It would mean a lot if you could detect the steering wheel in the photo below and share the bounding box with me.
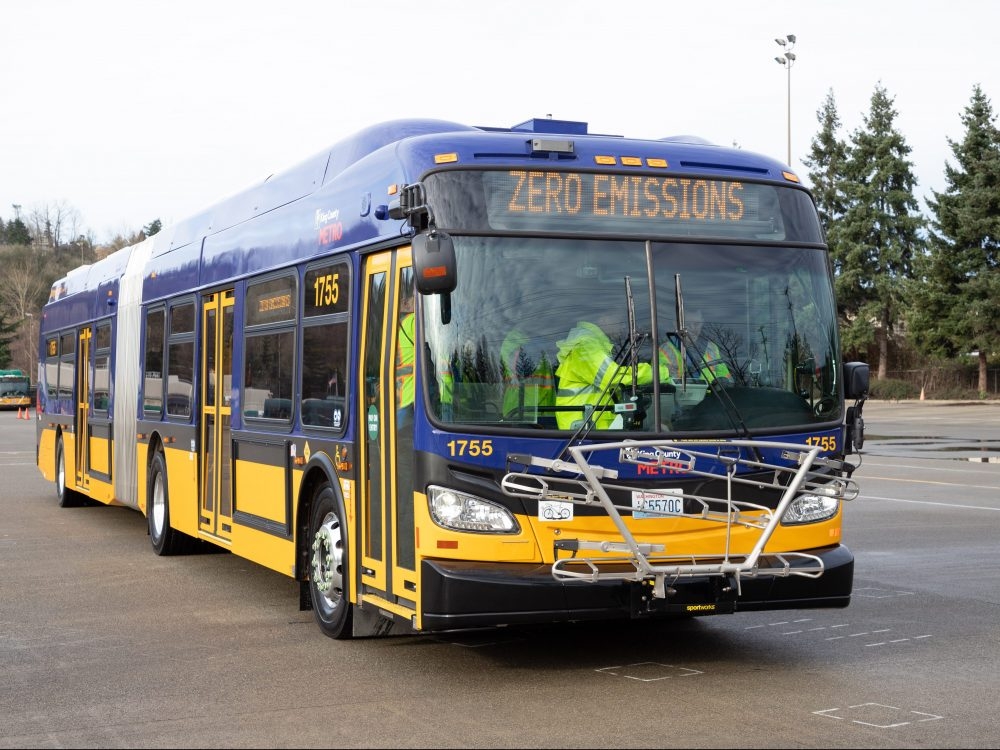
[814,397,837,417]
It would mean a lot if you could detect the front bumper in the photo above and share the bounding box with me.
[420,543,853,632]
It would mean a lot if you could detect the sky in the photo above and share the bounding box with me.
[2,0,998,244]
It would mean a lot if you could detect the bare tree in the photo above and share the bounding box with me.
[0,244,52,376]
[0,246,49,319]
[25,200,82,250]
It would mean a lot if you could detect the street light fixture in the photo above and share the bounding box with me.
[774,34,797,165]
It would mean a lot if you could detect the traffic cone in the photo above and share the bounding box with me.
[17,407,23,419]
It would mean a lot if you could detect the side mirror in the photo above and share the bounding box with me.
[412,230,456,295]
[843,361,869,401]
[843,361,869,453]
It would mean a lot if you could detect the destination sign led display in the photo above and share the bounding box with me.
[422,169,823,242]
[501,170,747,223]
[246,276,296,326]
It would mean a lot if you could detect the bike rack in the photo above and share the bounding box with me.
[501,439,858,599]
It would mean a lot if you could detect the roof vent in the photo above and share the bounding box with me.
[511,118,588,135]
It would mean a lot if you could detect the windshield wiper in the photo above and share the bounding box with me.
[674,274,761,461]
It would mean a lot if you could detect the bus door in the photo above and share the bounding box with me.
[200,290,235,543]
[74,326,92,492]
[358,248,419,617]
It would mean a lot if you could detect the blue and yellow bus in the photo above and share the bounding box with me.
[36,117,869,639]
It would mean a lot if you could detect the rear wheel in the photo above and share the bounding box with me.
[308,481,354,639]
[55,436,84,508]
[147,450,190,555]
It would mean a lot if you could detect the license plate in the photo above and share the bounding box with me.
[632,490,684,519]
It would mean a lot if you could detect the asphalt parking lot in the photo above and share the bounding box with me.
[2,400,999,748]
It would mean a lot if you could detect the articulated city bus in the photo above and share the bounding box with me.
[36,117,868,639]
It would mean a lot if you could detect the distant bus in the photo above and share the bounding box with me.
[35,117,869,639]
[0,369,31,409]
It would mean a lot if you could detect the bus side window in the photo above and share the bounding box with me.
[143,308,166,417]
[301,322,348,429]
[244,332,294,423]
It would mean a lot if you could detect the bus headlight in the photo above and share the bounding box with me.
[781,494,840,525]
[427,486,519,533]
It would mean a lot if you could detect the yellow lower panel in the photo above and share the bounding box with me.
[88,436,109,474]
[414,492,541,563]
[233,458,287,525]
[230,522,296,578]
[525,510,843,561]
[163,444,200,537]
[136,445,148,514]
[769,515,843,549]
[84,476,114,505]
[63,432,79,486]
[37,428,56,482]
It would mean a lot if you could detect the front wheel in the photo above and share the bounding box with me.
[308,481,354,639]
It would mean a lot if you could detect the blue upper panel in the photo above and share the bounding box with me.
[43,116,801,321]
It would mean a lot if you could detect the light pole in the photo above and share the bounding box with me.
[774,34,797,166]
[24,313,35,386]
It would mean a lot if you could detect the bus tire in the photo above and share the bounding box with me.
[308,481,354,639]
[147,450,189,556]
[55,436,84,508]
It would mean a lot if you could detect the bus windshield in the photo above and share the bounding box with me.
[421,237,840,433]
[0,372,30,397]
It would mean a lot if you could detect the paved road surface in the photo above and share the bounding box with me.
[2,400,998,748]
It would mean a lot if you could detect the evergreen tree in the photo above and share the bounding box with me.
[803,89,849,236]
[912,85,1000,395]
[0,311,17,368]
[2,217,32,245]
[828,83,925,378]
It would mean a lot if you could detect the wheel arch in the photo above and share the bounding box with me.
[141,432,165,514]
[294,451,345,581]
[54,424,69,464]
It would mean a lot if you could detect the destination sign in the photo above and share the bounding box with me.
[421,169,823,242]
[477,169,808,240]
[502,170,746,222]
[247,276,296,326]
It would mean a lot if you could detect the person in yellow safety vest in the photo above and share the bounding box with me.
[555,316,671,430]
[436,351,457,421]
[657,308,732,385]
[395,291,416,429]
[500,328,555,419]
